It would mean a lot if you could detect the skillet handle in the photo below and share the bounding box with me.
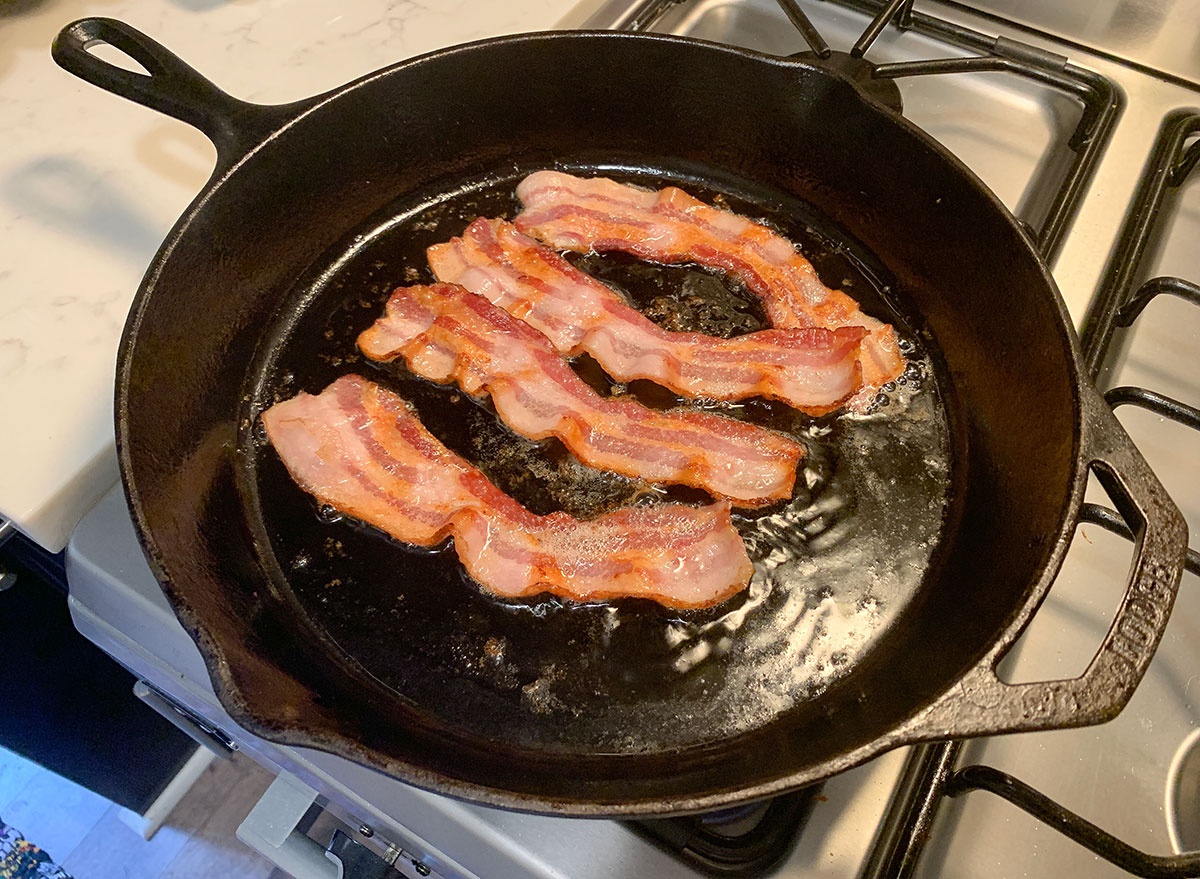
[52,18,296,169]
[903,385,1188,741]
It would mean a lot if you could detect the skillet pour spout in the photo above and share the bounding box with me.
[50,17,1188,817]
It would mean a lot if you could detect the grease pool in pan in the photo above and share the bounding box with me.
[240,166,955,755]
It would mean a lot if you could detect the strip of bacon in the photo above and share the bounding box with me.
[261,375,753,608]
[427,218,866,415]
[514,171,905,407]
[358,284,802,506]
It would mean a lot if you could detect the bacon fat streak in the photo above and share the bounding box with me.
[261,375,753,608]
[357,283,801,506]
[514,171,905,408]
[428,218,866,415]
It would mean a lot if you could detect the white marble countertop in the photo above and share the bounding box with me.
[1,0,588,551]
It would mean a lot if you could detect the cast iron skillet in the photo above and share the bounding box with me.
[52,18,1188,816]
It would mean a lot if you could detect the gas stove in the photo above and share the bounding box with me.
[66,1,1200,877]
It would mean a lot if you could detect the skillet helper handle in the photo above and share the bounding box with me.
[906,386,1188,741]
[52,18,289,168]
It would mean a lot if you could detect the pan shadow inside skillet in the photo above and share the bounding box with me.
[239,165,955,756]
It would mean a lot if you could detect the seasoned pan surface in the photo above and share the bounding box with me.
[241,164,958,754]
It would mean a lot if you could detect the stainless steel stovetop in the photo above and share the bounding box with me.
[66,1,1200,877]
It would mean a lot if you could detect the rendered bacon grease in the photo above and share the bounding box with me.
[428,218,867,414]
[357,283,802,506]
[260,376,753,608]
[515,170,905,408]
[262,172,915,610]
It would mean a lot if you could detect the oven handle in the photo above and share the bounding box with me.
[238,771,411,878]
[237,771,342,879]
[133,680,236,757]
[901,383,1189,741]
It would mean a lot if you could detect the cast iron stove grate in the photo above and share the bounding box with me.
[615,1,1155,875]
[860,110,1200,879]
[608,0,1119,255]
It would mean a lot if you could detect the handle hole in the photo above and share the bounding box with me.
[84,40,152,77]
[995,470,1135,685]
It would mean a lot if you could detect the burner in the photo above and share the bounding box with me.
[794,50,903,113]
[627,786,824,877]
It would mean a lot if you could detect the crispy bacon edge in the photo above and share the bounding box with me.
[356,283,802,506]
[260,375,754,608]
[514,170,905,408]
[427,217,866,415]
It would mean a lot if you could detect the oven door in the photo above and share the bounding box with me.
[66,486,469,879]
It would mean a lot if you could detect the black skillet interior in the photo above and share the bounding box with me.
[241,163,954,758]
[113,33,1082,811]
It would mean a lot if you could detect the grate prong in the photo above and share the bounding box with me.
[774,0,831,58]
[1171,136,1200,186]
[851,0,912,57]
[1116,276,1200,327]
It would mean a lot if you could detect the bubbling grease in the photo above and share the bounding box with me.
[250,167,955,753]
